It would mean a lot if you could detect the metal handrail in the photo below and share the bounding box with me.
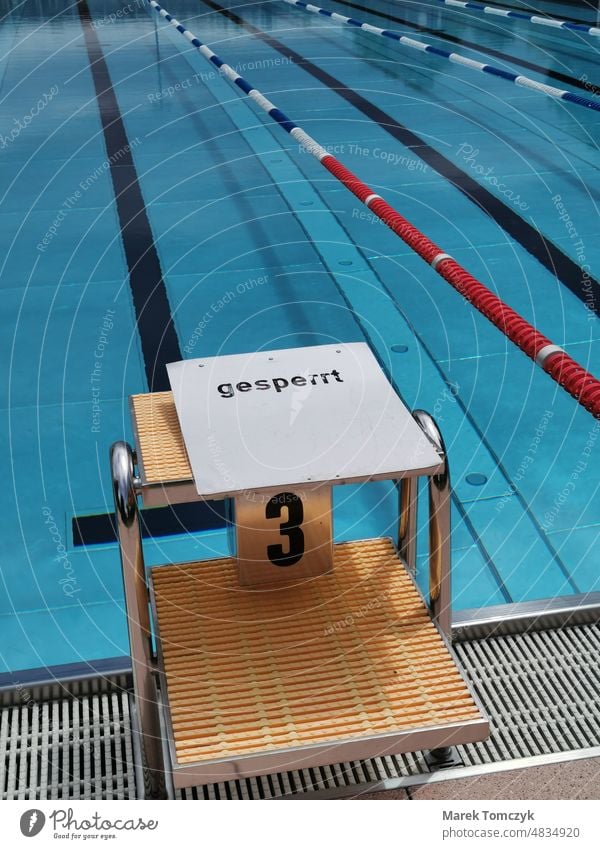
[110,441,166,798]
[411,411,452,638]
[398,476,417,574]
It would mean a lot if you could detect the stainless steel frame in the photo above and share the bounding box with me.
[398,476,417,573]
[408,410,452,639]
[110,442,166,798]
[165,718,487,788]
[110,407,461,796]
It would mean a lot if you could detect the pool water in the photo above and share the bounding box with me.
[0,0,598,674]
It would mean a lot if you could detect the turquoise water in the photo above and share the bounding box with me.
[0,0,598,674]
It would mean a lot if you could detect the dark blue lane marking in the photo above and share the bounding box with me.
[72,501,229,546]
[76,1,190,547]
[202,0,600,317]
[78,0,181,391]
[334,0,600,96]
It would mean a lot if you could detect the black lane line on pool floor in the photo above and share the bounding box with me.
[202,0,600,317]
[72,501,229,547]
[333,0,600,95]
[78,0,182,391]
[76,1,195,547]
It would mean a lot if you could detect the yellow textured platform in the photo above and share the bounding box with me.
[131,392,191,484]
[151,538,485,767]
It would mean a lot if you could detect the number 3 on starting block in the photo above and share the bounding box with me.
[234,487,333,586]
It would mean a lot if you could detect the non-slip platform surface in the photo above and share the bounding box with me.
[131,391,192,485]
[152,538,484,766]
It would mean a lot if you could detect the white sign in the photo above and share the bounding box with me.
[166,343,442,498]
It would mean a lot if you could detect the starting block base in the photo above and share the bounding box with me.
[150,538,488,788]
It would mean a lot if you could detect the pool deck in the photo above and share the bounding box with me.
[358,758,600,800]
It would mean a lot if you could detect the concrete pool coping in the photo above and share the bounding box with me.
[353,754,600,800]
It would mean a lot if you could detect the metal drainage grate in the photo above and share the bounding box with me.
[2,624,600,799]
[0,692,135,800]
[177,751,428,800]
[455,626,600,767]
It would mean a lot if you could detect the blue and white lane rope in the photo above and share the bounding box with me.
[431,0,600,37]
[281,0,600,112]
[147,0,327,155]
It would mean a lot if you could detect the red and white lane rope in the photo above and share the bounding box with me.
[146,0,600,418]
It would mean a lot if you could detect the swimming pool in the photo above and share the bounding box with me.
[0,0,598,675]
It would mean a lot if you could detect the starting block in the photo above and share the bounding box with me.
[111,343,489,797]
